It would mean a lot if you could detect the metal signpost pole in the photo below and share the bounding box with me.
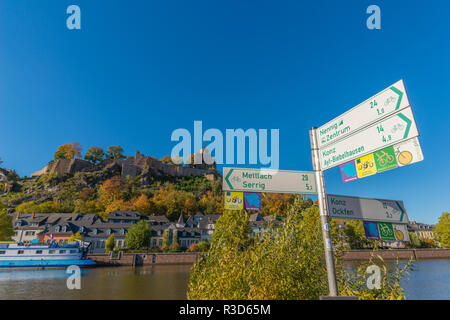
[310,127,338,296]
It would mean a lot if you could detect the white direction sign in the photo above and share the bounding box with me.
[223,167,317,194]
[317,80,410,149]
[327,194,409,224]
[319,106,419,170]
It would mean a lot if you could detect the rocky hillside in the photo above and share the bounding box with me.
[0,152,222,220]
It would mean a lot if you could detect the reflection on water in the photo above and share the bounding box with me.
[0,265,192,300]
[0,260,448,300]
[343,259,450,300]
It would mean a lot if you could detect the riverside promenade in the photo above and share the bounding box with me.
[88,249,450,267]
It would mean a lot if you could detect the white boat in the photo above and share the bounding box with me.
[0,241,96,269]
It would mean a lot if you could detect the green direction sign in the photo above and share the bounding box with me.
[223,167,317,194]
[378,223,396,241]
[327,194,409,224]
[319,107,419,171]
[317,80,409,149]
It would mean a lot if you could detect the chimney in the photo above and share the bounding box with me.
[15,212,20,220]
[31,212,35,219]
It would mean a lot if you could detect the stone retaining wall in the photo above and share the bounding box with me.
[341,249,450,260]
[89,252,198,266]
[89,249,449,267]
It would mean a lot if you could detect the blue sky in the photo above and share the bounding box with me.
[0,0,449,224]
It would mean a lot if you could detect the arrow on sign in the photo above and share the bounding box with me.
[397,112,412,139]
[225,169,234,190]
[396,201,405,222]
[222,167,317,194]
[390,85,404,111]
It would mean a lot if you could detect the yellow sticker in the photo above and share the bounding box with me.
[224,191,244,210]
[355,153,377,178]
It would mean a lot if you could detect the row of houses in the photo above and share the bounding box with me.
[14,210,431,252]
[11,211,280,253]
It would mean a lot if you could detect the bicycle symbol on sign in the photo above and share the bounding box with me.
[375,150,395,166]
[391,123,404,134]
[384,95,396,107]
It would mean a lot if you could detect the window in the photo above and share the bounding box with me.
[55,226,60,232]
[61,226,67,232]
[69,250,77,253]
[59,250,66,254]
[120,229,125,235]
[25,231,35,236]
[0,251,5,255]
[49,250,55,254]
[36,250,43,254]
[79,227,84,233]
[17,250,24,255]
[92,229,97,235]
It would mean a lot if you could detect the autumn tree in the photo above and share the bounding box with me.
[161,156,174,165]
[69,232,83,242]
[78,187,95,201]
[54,142,82,160]
[169,230,180,252]
[105,234,115,253]
[105,200,134,214]
[98,176,124,207]
[434,212,450,248]
[106,146,126,160]
[84,146,105,164]
[133,194,152,215]
[162,229,170,251]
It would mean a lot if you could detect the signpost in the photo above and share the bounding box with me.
[222,167,317,194]
[317,80,409,149]
[327,194,409,224]
[311,80,421,297]
[310,128,338,296]
[319,106,419,170]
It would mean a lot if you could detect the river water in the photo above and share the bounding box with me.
[0,260,448,300]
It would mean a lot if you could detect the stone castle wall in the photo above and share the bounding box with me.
[32,151,218,181]
[46,159,95,175]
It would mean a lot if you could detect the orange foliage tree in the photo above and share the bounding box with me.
[98,176,124,207]
[54,142,82,160]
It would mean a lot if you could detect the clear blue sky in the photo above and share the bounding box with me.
[0,0,449,224]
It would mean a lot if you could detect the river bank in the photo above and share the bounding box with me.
[0,259,448,299]
[87,249,450,266]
